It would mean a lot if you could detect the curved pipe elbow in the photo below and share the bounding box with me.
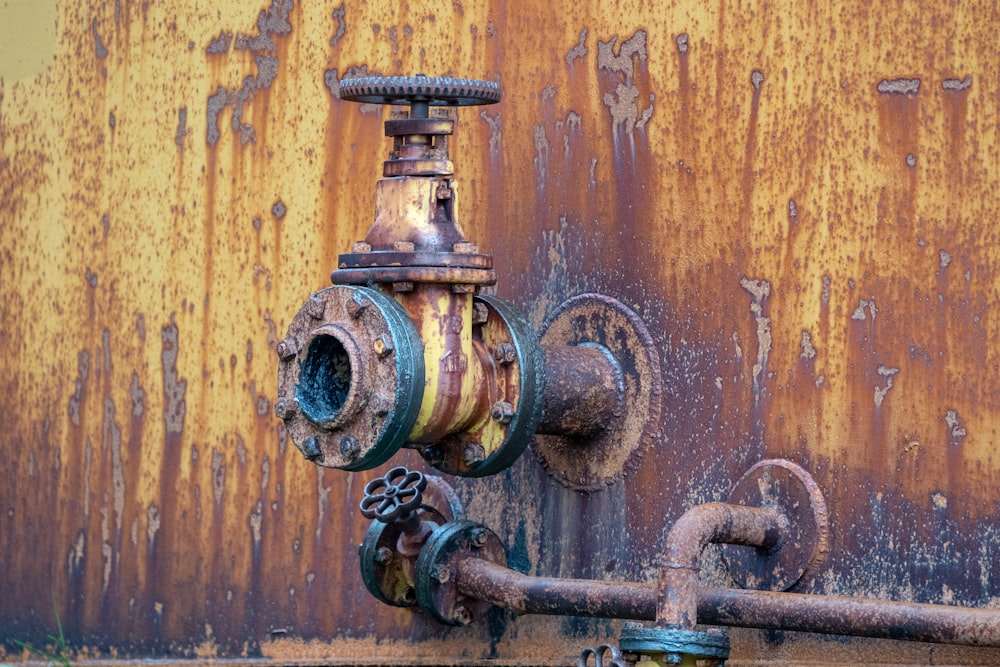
[662,502,786,571]
[657,502,787,630]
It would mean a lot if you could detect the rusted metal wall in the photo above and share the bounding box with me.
[2,0,999,664]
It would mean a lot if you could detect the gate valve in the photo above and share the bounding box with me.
[276,74,661,488]
[577,643,629,667]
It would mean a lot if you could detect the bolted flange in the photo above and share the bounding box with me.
[275,285,424,470]
[420,295,545,477]
[414,520,507,626]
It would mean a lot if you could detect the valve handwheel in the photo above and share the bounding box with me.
[360,466,427,523]
[336,74,501,180]
[338,75,501,111]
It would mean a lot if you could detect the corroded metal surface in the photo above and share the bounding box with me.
[721,459,830,592]
[453,559,1000,648]
[535,293,661,490]
[1,0,1000,665]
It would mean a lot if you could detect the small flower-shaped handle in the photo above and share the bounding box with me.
[577,644,626,667]
[360,466,427,523]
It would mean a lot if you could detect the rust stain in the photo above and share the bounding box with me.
[204,0,293,147]
[329,3,346,47]
[3,0,1000,662]
[597,30,652,137]
[565,28,587,66]
[736,70,764,238]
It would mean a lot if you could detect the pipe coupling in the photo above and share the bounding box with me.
[620,625,730,664]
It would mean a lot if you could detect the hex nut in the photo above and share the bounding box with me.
[491,401,515,425]
[373,334,394,358]
[462,443,485,466]
[492,342,516,365]
[339,436,361,459]
[274,399,297,420]
[300,436,323,462]
[276,338,297,361]
[422,445,444,466]
[347,294,369,319]
[453,242,477,254]
[453,605,472,625]
[470,527,488,548]
[351,241,372,253]
[472,302,489,325]
[374,547,393,565]
[430,565,451,583]
[392,281,414,292]
[393,241,416,252]
[306,298,326,319]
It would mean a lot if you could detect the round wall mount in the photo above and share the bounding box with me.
[533,294,662,491]
[721,459,830,591]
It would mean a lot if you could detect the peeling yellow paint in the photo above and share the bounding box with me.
[2,0,1000,662]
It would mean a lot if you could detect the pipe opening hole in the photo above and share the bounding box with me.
[297,334,353,424]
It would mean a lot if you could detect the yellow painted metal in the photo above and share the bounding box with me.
[400,287,483,442]
[1,0,1000,664]
[0,0,58,81]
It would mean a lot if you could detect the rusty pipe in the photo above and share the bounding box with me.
[701,587,1000,647]
[454,559,1000,647]
[537,344,622,438]
[457,558,653,619]
[656,502,785,630]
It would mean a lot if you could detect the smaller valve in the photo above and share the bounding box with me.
[357,466,459,609]
[360,466,427,524]
[577,644,629,667]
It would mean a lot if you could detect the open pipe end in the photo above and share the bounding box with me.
[275,286,425,471]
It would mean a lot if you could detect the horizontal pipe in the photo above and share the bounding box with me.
[457,559,652,619]
[456,560,1000,647]
[537,345,621,438]
[701,587,1000,648]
